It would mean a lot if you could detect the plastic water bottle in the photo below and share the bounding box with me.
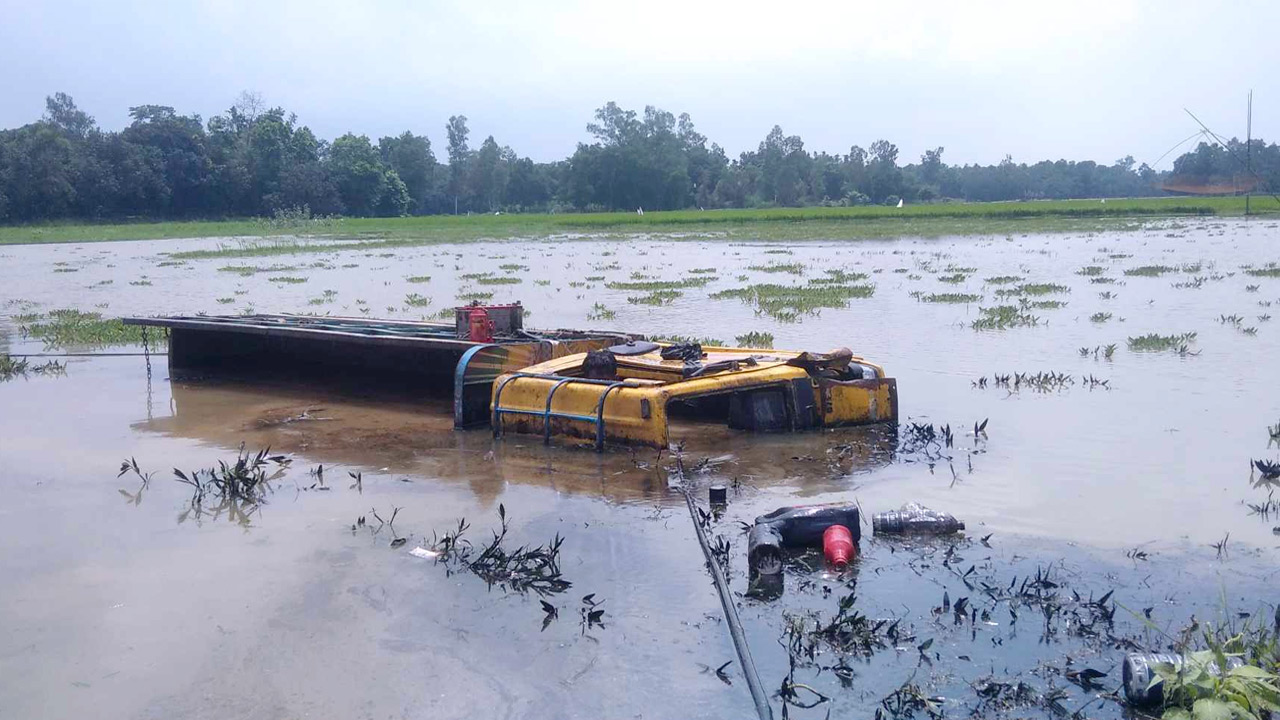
[1122,652,1245,706]
[872,503,965,535]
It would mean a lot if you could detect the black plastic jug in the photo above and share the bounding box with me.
[872,503,965,535]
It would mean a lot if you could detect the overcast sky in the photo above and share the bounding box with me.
[2,0,1276,168]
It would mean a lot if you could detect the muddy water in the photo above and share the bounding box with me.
[2,219,1279,719]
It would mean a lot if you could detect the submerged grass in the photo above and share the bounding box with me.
[627,290,681,306]
[23,309,153,348]
[734,331,774,348]
[605,277,713,291]
[711,281,875,322]
[1244,264,1280,278]
[1023,299,1067,310]
[971,305,1041,330]
[1,354,66,380]
[747,262,805,275]
[919,292,981,304]
[995,282,1070,297]
[649,333,724,346]
[1127,332,1198,353]
[1125,264,1179,277]
[476,276,522,285]
[809,269,869,285]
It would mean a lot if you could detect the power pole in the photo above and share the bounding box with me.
[1246,90,1252,217]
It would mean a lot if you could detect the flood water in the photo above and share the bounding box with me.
[2,219,1278,719]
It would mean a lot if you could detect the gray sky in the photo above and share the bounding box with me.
[3,0,1276,168]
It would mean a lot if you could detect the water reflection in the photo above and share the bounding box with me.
[135,375,898,507]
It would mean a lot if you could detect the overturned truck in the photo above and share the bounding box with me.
[123,305,632,428]
[491,342,898,449]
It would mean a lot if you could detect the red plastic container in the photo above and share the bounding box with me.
[823,524,855,569]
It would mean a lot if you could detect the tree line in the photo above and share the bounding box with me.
[0,92,1274,223]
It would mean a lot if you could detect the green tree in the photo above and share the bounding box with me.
[122,105,211,215]
[379,131,436,214]
[43,93,96,140]
[327,133,407,217]
[446,115,471,213]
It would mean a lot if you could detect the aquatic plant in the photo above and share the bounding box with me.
[216,297,234,304]
[1244,264,1280,278]
[1076,266,1105,276]
[429,507,571,597]
[627,290,681,306]
[920,293,981,304]
[970,305,1040,330]
[995,282,1069,297]
[217,263,299,276]
[306,289,338,306]
[747,262,804,275]
[1022,299,1067,310]
[1090,276,1118,284]
[937,273,968,284]
[1148,616,1280,720]
[649,334,724,346]
[165,444,293,507]
[984,275,1022,285]
[404,293,431,307]
[1125,265,1179,277]
[976,371,1106,392]
[711,282,874,322]
[809,269,869,284]
[23,309,151,348]
[1,354,66,381]
[606,277,713,291]
[734,331,774,348]
[457,290,495,302]
[406,275,431,283]
[1127,332,1198,353]
[477,276,522,285]
[1090,312,1112,323]
[268,276,308,284]
[586,302,616,321]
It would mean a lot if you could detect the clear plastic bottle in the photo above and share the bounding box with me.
[1122,652,1244,706]
[872,502,965,534]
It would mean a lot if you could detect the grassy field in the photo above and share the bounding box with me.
[0,196,1272,249]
